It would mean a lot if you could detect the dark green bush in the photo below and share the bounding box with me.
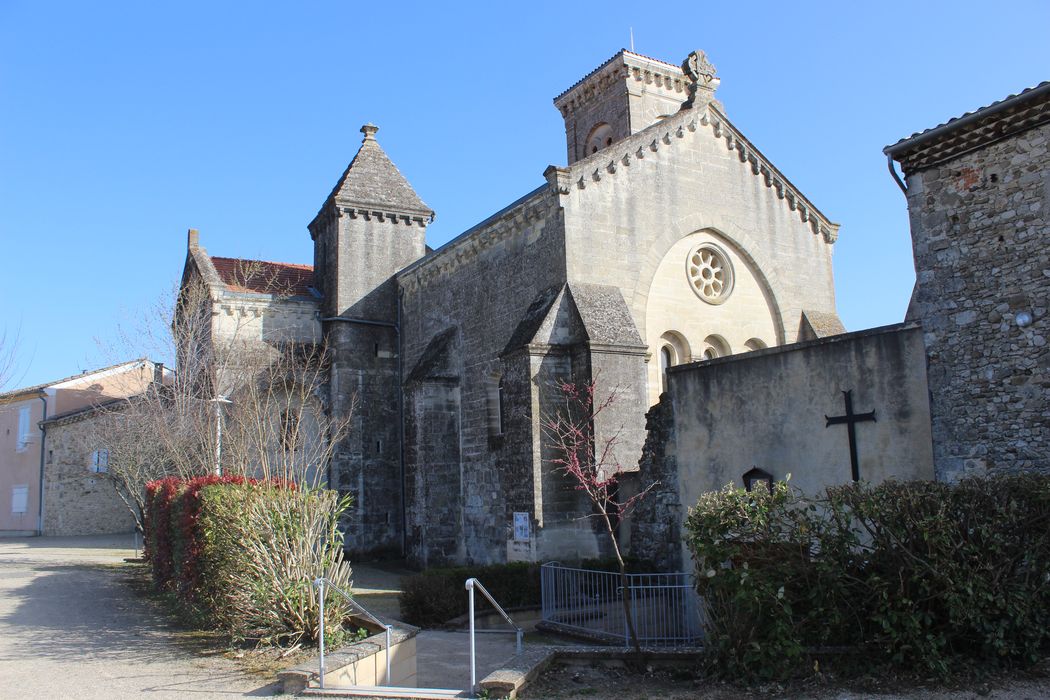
[685,474,1050,681]
[400,562,542,626]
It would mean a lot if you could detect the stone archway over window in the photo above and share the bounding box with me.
[585,123,614,156]
[745,338,768,352]
[658,331,691,393]
[701,334,731,360]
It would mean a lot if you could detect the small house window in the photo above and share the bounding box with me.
[90,449,109,474]
[11,485,28,514]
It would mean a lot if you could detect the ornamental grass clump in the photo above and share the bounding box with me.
[685,473,1050,681]
[196,483,354,646]
[144,477,354,647]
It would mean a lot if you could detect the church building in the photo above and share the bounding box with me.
[180,49,845,566]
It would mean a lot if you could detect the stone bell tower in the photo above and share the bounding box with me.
[553,49,721,165]
[308,123,433,557]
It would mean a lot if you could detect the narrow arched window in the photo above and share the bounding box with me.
[488,374,505,437]
[659,345,674,393]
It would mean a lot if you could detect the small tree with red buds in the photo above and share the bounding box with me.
[542,377,657,653]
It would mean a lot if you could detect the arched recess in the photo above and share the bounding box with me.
[585,123,614,156]
[700,334,731,360]
[633,218,788,347]
[745,338,768,352]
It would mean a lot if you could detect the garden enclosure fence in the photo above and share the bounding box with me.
[540,562,704,647]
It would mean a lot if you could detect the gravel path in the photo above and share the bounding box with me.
[0,535,278,699]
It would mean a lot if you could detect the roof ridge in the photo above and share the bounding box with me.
[0,358,152,400]
[886,81,1050,155]
[210,255,314,271]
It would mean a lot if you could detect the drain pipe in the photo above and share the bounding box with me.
[886,155,908,196]
[36,393,48,535]
[321,314,406,558]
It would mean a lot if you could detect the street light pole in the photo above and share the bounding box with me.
[210,395,232,476]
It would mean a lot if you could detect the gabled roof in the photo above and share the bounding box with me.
[0,358,153,402]
[210,256,315,297]
[315,124,433,222]
[885,81,1050,173]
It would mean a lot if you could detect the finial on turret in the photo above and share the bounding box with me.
[361,123,379,141]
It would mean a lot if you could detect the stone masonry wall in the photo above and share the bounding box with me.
[398,188,571,566]
[44,415,136,536]
[905,122,1050,479]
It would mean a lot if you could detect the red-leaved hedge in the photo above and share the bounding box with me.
[144,475,294,598]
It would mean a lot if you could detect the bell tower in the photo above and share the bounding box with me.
[553,49,720,165]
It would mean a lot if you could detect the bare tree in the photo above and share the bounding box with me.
[92,260,352,529]
[0,325,24,392]
[542,378,657,654]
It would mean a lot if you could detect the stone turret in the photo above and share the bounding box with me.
[309,124,433,319]
[308,124,433,558]
[554,49,720,165]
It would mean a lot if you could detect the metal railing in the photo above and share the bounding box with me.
[465,577,523,694]
[313,577,393,690]
[540,562,703,647]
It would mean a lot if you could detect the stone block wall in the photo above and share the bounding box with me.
[398,188,573,566]
[904,122,1050,479]
[630,324,935,570]
[43,414,136,536]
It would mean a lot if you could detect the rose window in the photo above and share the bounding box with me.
[687,243,734,304]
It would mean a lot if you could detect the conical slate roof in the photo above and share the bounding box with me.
[323,124,432,217]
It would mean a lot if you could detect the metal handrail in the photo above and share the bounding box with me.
[465,577,523,695]
[313,577,393,690]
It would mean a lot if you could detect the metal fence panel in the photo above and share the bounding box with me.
[540,562,704,647]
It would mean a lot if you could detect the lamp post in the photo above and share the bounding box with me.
[210,395,232,475]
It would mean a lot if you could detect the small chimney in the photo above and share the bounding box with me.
[188,228,200,250]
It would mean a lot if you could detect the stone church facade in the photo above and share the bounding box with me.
[180,49,845,566]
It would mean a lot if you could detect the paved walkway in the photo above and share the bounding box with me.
[0,534,278,698]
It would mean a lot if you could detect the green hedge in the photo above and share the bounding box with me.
[685,474,1050,680]
[144,477,354,645]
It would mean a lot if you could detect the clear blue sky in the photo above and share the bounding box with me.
[2,0,1048,388]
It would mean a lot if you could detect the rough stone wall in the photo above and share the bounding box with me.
[43,415,136,536]
[398,189,570,566]
[904,122,1050,479]
[625,397,683,572]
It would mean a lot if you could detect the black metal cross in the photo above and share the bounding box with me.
[825,389,876,482]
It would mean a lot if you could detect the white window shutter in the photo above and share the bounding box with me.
[11,485,28,514]
[16,407,30,451]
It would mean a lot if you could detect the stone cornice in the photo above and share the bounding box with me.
[397,186,556,293]
[309,202,431,239]
[558,103,840,244]
[554,50,690,118]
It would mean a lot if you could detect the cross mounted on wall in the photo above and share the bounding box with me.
[825,389,876,482]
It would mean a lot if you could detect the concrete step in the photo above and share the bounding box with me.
[303,685,468,699]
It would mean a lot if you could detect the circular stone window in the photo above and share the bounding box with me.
[686,243,734,304]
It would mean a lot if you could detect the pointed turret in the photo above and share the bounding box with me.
[308,124,432,318]
[308,125,431,559]
[318,124,433,221]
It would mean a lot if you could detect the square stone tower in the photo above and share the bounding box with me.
[554,49,719,164]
